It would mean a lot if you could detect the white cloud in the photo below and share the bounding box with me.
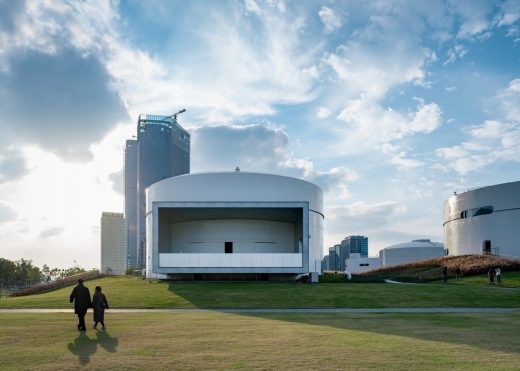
[316,107,331,119]
[496,0,520,26]
[444,44,467,65]
[436,120,520,175]
[450,0,494,39]
[335,98,442,157]
[319,6,344,33]
[326,14,436,99]
[191,123,358,198]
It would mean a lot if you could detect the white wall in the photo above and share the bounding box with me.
[444,181,520,258]
[345,257,381,274]
[167,219,295,254]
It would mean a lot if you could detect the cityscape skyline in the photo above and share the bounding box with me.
[0,1,518,269]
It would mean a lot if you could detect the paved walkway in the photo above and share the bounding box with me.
[1,308,518,314]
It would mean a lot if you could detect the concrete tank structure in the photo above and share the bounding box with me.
[145,171,324,279]
[443,181,520,258]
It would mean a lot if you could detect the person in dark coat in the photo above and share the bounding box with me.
[69,279,92,331]
[92,285,109,330]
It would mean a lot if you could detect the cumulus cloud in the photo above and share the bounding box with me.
[191,123,358,197]
[436,79,520,175]
[326,14,436,99]
[335,98,442,156]
[0,49,128,160]
[436,120,520,175]
[319,6,344,33]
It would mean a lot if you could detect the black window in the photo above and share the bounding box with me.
[472,206,494,217]
[225,242,233,254]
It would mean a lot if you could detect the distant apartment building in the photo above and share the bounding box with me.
[321,255,329,272]
[101,212,126,275]
[124,113,190,270]
[328,245,341,271]
[124,139,138,269]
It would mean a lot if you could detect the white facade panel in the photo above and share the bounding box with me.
[159,253,302,267]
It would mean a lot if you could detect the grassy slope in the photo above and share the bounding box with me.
[446,271,520,288]
[1,312,519,370]
[1,276,519,309]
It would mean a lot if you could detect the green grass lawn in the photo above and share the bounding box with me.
[1,312,519,370]
[447,271,520,288]
[1,276,520,309]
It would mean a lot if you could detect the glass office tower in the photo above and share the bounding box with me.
[125,114,190,270]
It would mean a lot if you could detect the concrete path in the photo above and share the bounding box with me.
[1,308,518,314]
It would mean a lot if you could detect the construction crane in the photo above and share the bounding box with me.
[169,109,186,121]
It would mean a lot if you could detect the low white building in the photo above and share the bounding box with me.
[443,181,520,258]
[345,254,381,274]
[379,239,445,267]
[145,171,324,279]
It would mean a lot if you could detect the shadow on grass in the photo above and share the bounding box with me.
[166,282,520,354]
[67,330,118,364]
[241,312,520,355]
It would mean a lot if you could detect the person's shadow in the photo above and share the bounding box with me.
[67,332,97,365]
[67,330,118,364]
[96,330,119,353]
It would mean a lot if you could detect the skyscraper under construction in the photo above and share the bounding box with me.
[124,112,190,270]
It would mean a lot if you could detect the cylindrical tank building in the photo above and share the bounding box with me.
[443,181,520,258]
[145,171,324,280]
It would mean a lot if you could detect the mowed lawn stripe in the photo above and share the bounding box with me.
[0,312,519,370]
[1,276,520,309]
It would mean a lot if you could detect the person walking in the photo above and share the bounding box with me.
[495,267,502,284]
[488,267,495,285]
[92,285,109,330]
[442,266,448,284]
[69,279,92,331]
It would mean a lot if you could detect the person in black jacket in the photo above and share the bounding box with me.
[92,285,109,330]
[69,279,92,331]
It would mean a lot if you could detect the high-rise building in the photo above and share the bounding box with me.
[129,113,190,269]
[124,139,138,269]
[340,236,369,270]
[101,212,126,275]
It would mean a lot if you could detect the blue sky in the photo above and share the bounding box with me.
[0,0,519,269]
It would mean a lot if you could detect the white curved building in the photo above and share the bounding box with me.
[379,239,445,267]
[145,171,324,279]
[443,181,520,258]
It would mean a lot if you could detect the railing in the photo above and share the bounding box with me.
[9,271,103,297]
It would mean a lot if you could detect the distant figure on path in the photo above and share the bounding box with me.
[495,268,501,284]
[69,279,92,331]
[92,285,109,330]
[455,267,461,280]
[488,268,495,285]
[442,266,448,284]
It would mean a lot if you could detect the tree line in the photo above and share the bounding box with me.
[0,258,89,289]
